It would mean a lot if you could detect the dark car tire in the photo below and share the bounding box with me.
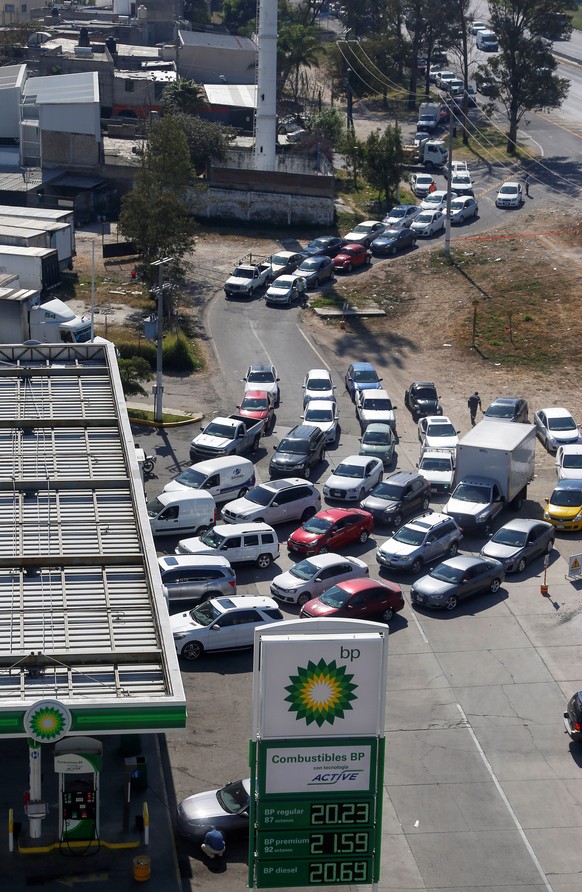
[313,277,319,288]
[298,593,311,608]
[391,247,397,256]
[392,512,403,529]
[256,553,272,569]
[489,578,502,593]
[252,435,261,452]
[303,465,312,479]
[238,486,249,498]
[358,488,366,501]
[517,557,527,574]
[358,529,369,544]
[181,641,204,661]
[318,546,328,554]
[410,558,423,575]
[445,595,458,611]
[547,539,555,553]
[346,263,353,272]
[365,254,372,264]
[421,496,430,511]
[382,607,394,623]
[196,525,210,536]
[301,507,317,522]
[448,541,459,558]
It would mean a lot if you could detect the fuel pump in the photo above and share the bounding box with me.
[54,737,102,843]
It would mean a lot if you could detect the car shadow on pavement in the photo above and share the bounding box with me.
[412,586,509,618]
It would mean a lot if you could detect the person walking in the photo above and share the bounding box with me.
[524,174,531,197]
[468,391,482,427]
[296,276,307,307]
[428,180,437,194]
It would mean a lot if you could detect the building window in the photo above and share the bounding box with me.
[21,3,27,9]
[124,80,134,92]
[5,4,16,11]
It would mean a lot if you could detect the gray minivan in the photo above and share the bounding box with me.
[158,555,236,603]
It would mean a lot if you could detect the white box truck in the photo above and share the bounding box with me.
[0,287,93,343]
[0,205,76,252]
[0,246,60,292]
[444,420,536,532]
[0,217,73,270]
[417,102,440,132]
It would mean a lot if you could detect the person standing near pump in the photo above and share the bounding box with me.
[468,391,482,427]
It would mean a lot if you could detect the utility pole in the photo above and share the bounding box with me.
[346,66,353,131]
[444,100,455,258]
[150,257,172,424]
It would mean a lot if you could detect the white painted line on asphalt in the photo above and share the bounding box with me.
[456,702,554,892]
[408,603,429,644]
[295,324,332,370]
[249,320,276,367]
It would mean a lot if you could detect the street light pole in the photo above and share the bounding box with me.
[151,257,172,424]
[444,99,455,258]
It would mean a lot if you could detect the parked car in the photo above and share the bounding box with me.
[495,182,523,208]
[418,416,459,452]
[555,445,582,480]
[293,255,334,288]
[534,407,582,453]
[270,553,369,606]
[410,210,445,237]
[476,73,500,95]
[470,20,489,34]
[370,228,416,256]
[434,70,457,89]
[176,778,251,842]
[333,243,372,272]
[359,422,396,466]
[243,364,280,404]
[376,511,462,574]
[345,362,383,401]
[361,471,431,527]
[269,424,326,479]
[221,478,320,525]
[450,172,474,196]
[404,381,442,419]
[269,251,305,279]
[484,397,529,423]
[158,555,236,603]
[343,220,386,247]
[480,518,554,573]
[420,190,457,212]
[176,522,279,568]
[410,555,505,611]
[300,577,404,623]
[411,172,436,197]
[564,692,582,743]
[265,275,298,306]
[448,196,479,224]
[287,507,374,556]
[171,595,284,661]
[303,368,336,405]
[323,455,383,501]
[356,388,397,432]
[302,399,339,444]
[237,390,275,432]
[544,479,582,532]
[381,205,419,229]
[417,450,455,492]
[303,236,346,258]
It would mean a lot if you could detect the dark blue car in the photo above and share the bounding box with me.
[370,228,417,256]
[303,236,347,258]
[294,255,335,288]
[344,362,383,402]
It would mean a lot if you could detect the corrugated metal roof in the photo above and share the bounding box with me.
[23,71,99,106]
[0,343,185,727]
[204,83,257,109]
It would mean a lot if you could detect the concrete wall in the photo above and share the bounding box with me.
[41,130,101,169]
[192,186,334,227]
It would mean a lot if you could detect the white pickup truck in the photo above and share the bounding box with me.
[190,414,266,462]
[224,255,272,298]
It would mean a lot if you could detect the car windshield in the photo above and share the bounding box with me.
[427,423,456,437]
[371,482,404,499]
[363,429,390,445]
[146,496,164,517]
[305,407,333,422]
[290,559,318,580]
[450,199,466,209]
[389,208,407,218]
[307,378,331,391]
[353,368,379,383]
[319,585,350,608]
[248,370,275,384]
[417,176,433,184]
[299,259,319,271]
[242,396,268,410]
[562,455,582,469]
[492,528,527,547]
[173,468,207,488]
[204,422,235,439]
[453,483,490,503]
[200,528,225,548]
[430,563,465,583]
[352,224,373,234]
[424,193,442,204]
[343,247,359,256]
[278,438,308,455]
[308,239,327,249]
[245,486,273,506]
[454,176,472,184]
[486,404,515,418]
[302,516,332,533]
[335,463,365,478]
[551,488,582,507]
[216,780,249,814]
[500,185,518,195]
[420,457,452,471]
[416,212,434,223]
[414,387,436,399]
[380,230,399,239]
[363,397,392,411]
[271,278,292,289]
[393,527,425,545]
[271,253,291,266]
[548,415,576,431]
[190,601,222,626]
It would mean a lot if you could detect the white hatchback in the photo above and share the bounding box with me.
[323,455,384,501]
[302,399,339,444]
[270,553,369,607]
[418,416,459,453]
[303,368,336,405]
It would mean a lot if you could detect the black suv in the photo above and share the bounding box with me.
[269,424,326,479]
[360,471,431,528]
[404,382,442,420]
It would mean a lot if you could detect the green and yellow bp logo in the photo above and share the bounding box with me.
[284,658,358,727]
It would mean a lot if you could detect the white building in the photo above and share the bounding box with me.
[0,64,26,141]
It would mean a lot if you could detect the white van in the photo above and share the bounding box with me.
[176,522,279,568]
[476,30,498,51]
[147,491,215,537]
[163,456,255,504]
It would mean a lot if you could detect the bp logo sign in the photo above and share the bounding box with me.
[24,699,72,742]
[285,658,358,727]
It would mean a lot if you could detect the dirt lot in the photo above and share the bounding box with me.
[68,209,582,423]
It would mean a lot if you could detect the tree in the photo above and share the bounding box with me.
[118,357,152,397]
[173,114,237,174]
[278,22,321,102]
[484,0,570,153]
[162,80,207,116]
[341,129,365,188]
[119,117,195,286]
[363,124,406,205]
[183,0,210,24]
[308,107,345,147]
[221,0,256,34]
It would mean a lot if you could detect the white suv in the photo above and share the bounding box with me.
[221,479,320,525]
[176,523,279,569]
[356,389,397,432]
[376,512,462,575]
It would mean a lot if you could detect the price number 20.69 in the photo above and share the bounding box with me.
[309,860,369,884]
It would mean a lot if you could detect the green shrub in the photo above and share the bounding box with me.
[115,328,201,374]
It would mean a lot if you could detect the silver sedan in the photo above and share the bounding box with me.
[480,519,554,574]
[410,555,505,611]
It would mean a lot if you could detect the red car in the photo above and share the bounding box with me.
[300,577,404,623]
[333,243,372,273]
[287,508,374,556]
[237,390,275,432]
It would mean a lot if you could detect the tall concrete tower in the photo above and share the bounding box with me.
[254,0,277,171]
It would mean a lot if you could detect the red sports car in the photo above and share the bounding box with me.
[333,243,372,273]
[237,390,275,431]
[300,577,404,623]
[287,508,374,556]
